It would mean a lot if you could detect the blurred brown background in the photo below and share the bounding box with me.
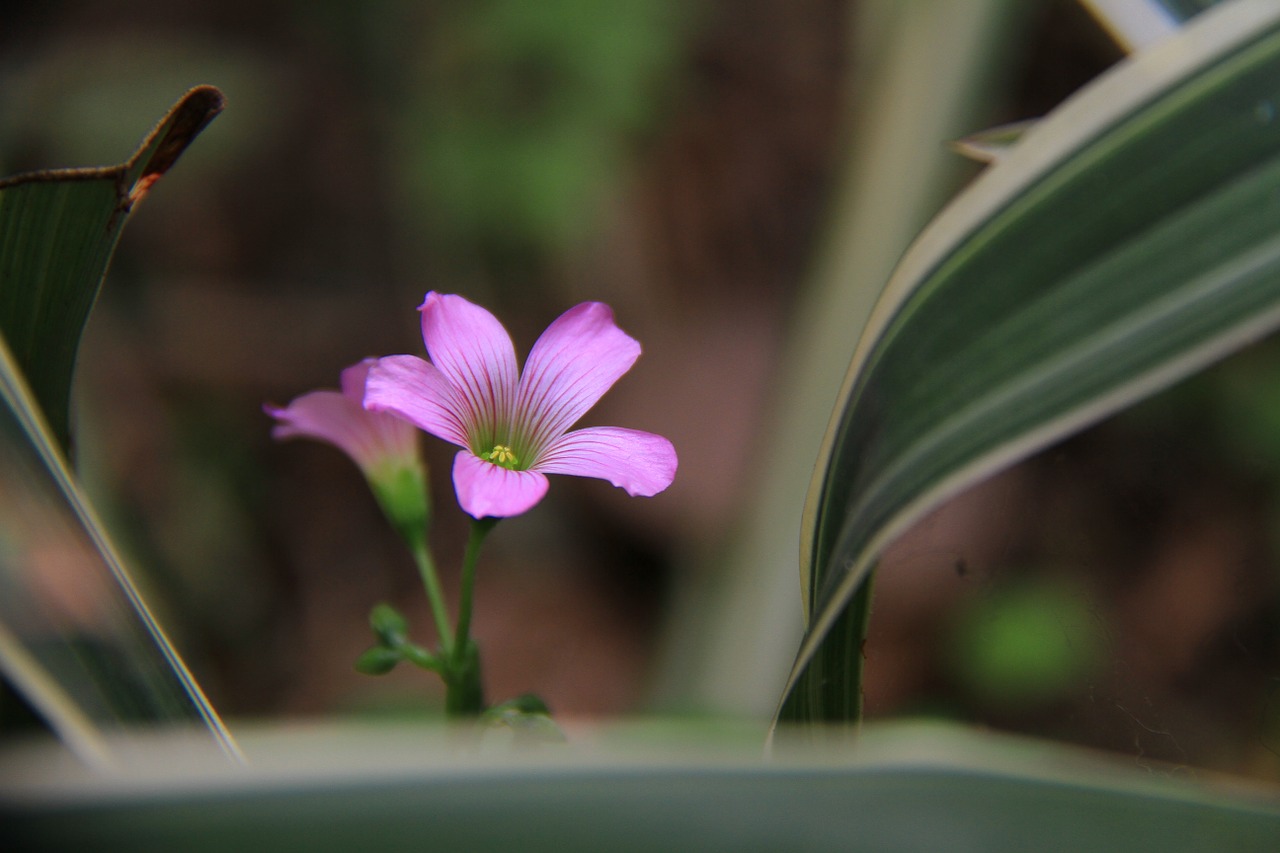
[3,0,1277,780]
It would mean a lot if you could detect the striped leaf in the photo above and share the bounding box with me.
[0,87,238,762]
[780,1,1280,723]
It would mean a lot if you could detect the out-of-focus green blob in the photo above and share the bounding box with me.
[948,578,1106,708]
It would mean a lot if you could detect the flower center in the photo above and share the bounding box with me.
[485,444,519,469]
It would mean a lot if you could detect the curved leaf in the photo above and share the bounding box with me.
[0,85,223,453]
[1,721,1277,851]
[0,87,239,762]
[780,1,1280,723]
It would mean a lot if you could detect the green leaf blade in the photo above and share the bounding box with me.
[0,87,238,761]
[0,178,121,452]
[0,85,223,452]
[783,3,1280,723]
[3,722,1277,852]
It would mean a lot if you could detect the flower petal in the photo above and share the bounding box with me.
[266,380,416,475]
[452,451,550,518]
[515,302,641,458]
[364,354,470,449]
[338,359,421,459]
[420,292,519,449]
[338,359,375,401]
[534,426,677,497]
[267,390,363,458]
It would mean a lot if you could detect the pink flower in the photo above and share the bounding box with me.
[266,359,429,537]
[364,292,677,519]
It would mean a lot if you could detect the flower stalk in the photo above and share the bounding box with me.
[409,537,454,657]
[453,517,497,672]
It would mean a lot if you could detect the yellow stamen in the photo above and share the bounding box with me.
[486,444,518,468]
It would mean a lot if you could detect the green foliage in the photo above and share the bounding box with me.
[398,0,693,251]
[947,578,1104,708]
[0,87,235,758]
[482,693,565,744]
[369,602,410,649]
[0,86,222,452]
[3,722,1277,851]
[782,3,1280,723]
[354,647,402,677]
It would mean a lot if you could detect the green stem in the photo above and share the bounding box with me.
[444,640,484,717]
[410,538,454,658]
[401,643,444,674]
[441,517,497,715]
[452,517,497,672]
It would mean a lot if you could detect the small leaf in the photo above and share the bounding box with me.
[500,692,552,715]
[949,119,1038,164]
[369,603,409,648]
[354,646,402,676]
[482,693,565,744]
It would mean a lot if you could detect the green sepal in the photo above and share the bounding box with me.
[369,464,431,550]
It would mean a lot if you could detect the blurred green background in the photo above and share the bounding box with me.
[2,0,1277,781]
